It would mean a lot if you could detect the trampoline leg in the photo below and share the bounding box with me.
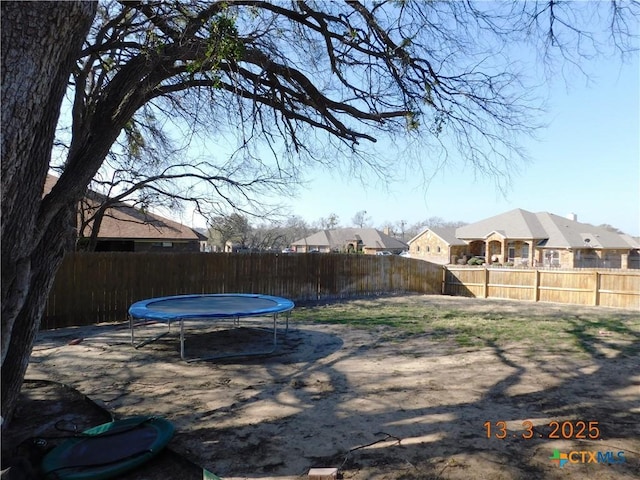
[272,314,277,347]
[180,319,185,360]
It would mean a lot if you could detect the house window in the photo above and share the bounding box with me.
[152,242,173,248]
[544,250,560,267]
[417,246,420,252]
[508,246,515,263]
[426,246,429,253]
[522,244,529,259]
[437,246,441,253]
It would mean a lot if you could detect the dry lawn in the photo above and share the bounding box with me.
[22,294,640,479]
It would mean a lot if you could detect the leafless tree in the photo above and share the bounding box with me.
[316,213,341,230]
[405,217,469,240]
[208,213,252,250]
[352,210,372,228]
[250,216,315,250]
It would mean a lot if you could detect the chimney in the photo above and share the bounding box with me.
[567,213,577,222]
[383,227,391,236]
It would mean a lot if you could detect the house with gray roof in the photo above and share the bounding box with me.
[409,209,640,269]
[407,227,467,265]
[291,228,408,254]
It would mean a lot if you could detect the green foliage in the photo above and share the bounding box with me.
[187,15,243,76]
[123,121,145,159]
[405,111,420,131]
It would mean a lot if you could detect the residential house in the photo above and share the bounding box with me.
[408,208,640,269]
[192,228,211,252]
[45,174,203,252]
[291,228,408,254]
[407,227,467,265]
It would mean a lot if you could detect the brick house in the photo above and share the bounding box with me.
[408,209,640,269]
[408,227,467,264]
[45,175,203,252]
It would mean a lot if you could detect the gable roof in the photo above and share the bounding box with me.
[456,208,548,239]
[292,228,408,250]
[45,174,199,241]
[408,227,466,246]
[535,212,639,249]
[192,227,209,241]
[456,208,639,249]
[83,199,200,241]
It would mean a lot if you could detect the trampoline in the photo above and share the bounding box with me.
[128,294,294,362]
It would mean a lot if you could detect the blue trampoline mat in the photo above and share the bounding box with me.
[129,294,294,321]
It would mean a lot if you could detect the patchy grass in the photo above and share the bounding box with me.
[291,296,640,356]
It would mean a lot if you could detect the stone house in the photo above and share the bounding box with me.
[408,209,640,269]
[408,227,467,264]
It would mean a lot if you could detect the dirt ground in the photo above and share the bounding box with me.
[5,295,640,479]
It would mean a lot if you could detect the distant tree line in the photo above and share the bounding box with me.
[205,211,467,251]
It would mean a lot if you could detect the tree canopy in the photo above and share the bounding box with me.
[53,0,639,218]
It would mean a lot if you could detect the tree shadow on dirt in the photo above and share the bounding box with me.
[20,307,640,479]
[182,314,639,479]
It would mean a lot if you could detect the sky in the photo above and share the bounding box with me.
[177,48,639,236]
[278,53,640,236]
[119,7,638,239]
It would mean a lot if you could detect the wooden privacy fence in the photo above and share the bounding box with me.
[44,252,442,329]
[44,254,639,330]
[443,267,640,310]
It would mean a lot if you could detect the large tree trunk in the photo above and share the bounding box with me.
[1,1,96,428]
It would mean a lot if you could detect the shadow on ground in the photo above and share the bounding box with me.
[9,297,640,480]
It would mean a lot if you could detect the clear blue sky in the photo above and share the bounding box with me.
[282,53,639,236]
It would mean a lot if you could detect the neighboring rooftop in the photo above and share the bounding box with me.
[409,226,467,246]
[45,174,199,241]
[293,228,408,250]
[456,208,639,249]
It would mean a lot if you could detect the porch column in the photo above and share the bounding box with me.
[528,241,534,266]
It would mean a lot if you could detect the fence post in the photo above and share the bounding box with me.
[533,269,540,302]
[483,267,489,298]
[593,271,600,306]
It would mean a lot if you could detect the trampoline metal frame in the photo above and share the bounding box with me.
[128,294,293,362]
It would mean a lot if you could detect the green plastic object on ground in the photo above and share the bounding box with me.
[41,416,174,479]
[203,469,223,479]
